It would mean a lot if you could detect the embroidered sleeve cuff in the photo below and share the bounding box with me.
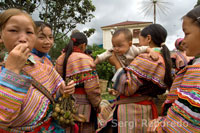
[0,68,32,93]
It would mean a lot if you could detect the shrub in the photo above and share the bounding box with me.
[87,44,114,81]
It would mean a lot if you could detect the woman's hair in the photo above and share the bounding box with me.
[184,5,200,27]
[62,32,87,80]
[34,21,52,33]
[0,8,36,33]
[113,28,133,42]
[140,24,173,88]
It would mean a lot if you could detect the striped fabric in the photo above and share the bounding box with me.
[33,55,53,66]
[113,49,167,96]
[56,52,101,133]
[56,52,98,84]
[126,52,166,89]
[148,61,200,132]
[0,54,63,132]
[117,103,152,133]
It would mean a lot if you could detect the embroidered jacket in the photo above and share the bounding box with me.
[0,54,63,132]
[55,52,101,122]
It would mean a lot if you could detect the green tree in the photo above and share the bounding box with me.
[195,0,200,7]
[0,0,96,39]
[0,0,40,14]
[87,44,114,81]
[40,0,96,40]
[49,33,69,63]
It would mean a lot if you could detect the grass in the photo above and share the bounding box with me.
[101,92,116,101]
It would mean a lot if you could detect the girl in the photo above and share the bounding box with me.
[0,8,74,132]
[55,32,102,133]
[32,21,54,66]
[148,5,200,132]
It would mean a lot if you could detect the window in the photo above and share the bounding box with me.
[133,29,140,38]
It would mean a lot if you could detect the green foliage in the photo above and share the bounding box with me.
[49,33,69,64]
[83,28,95,38]
[0,0,40,14]
[0,44,6,62]
[0,0,96,40]
[101,92,116,100]
[195,0,200,7]
[40,0,96,40]
[87,44,114,81]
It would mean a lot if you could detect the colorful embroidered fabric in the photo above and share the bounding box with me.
[0,53,63,132]
[98,48,168,132]
[56,52,98,85]
[56,51,101,133]
[32,48,53,66]
[148,60,200,132]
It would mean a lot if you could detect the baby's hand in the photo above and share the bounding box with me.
[90,62,96,69]
[108,88,119,96]
[91,57,99,69]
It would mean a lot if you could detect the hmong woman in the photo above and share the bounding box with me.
[171,38,193,75]
[55,32,102,133]
[98,24,173,133]
[31,21,54,66]
[148,5,200,133]
[0,8,75,132]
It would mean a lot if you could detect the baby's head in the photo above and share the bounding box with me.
[112,28,132,55]
[174,38,186,51]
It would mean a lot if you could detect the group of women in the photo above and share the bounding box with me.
[0,5,199,133]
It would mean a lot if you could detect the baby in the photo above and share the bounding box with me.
[94,28,158,96]
[94,28,156,68]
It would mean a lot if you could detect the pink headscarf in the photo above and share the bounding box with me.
[175,38,184,49]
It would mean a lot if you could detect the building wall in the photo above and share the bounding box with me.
[102,29,113,49]
[101,23,152,50]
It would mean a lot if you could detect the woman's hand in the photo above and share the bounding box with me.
[108,53,122,69]
[5,43,30,74]
[147,48,159,61]
[60,80,75,95]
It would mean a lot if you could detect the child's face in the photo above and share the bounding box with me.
[182,17,200,56]
[0,15,36,52]
[112,33,132,55]
[138,34,149,46]
[35,26,54,53]
[178,41,187,51]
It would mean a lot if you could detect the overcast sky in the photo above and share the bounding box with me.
[74,0,197,50]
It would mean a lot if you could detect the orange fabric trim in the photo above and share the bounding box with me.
[0,119,52,133]
[120,95,158,119]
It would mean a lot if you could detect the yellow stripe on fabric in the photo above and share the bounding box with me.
[0,86,25,100]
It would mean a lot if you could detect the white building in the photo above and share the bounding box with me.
[101,21,152,49]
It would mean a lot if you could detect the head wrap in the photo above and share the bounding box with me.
[175,38,184,49]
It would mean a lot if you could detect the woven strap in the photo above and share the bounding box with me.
[0,63,54,103]
[112,95,152,106]
[21,70,55,104]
